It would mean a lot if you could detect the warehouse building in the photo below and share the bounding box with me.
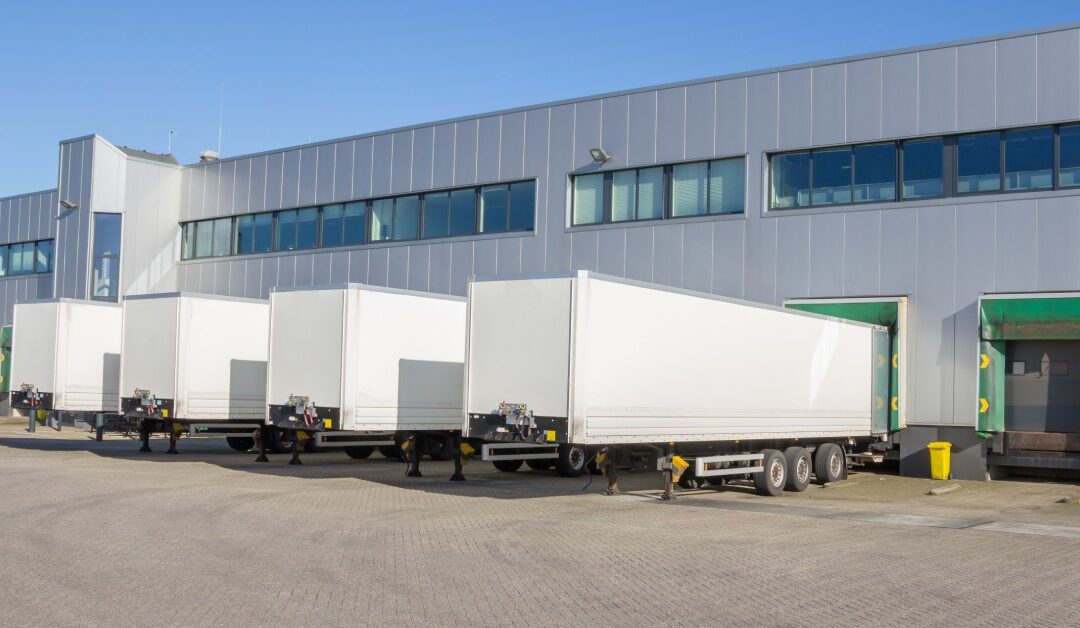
[4,24,1080,479]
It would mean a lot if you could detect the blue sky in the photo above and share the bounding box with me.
[1,1,1079,197]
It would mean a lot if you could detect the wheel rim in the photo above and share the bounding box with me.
[796,456,810,484]
[568,446,585,470]
[769,458,785,487]
[829,451,843,478]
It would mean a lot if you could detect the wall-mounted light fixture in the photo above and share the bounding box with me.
[59,200,78,210]
[589,147,612,164]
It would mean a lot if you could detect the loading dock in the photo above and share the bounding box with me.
[979,293,1080,474]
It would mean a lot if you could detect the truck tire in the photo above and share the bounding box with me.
[226,437,255,452]
[269,430,295,454]
[752,449,787,496]
[814,443,846,484]
[493,459,524,472]
[783,446,811,492]
[425,437,453,461]
[345,446,374,460]
[677,469,707,489]
[556,443,589,478]
[525,459,554,471]
[378,445,403,460]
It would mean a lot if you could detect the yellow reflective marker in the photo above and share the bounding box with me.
[892,354,898,368]
[162,409,169,418]
[980,353,990,369]
[323,418,332,429]
[979,398,990,413]
[891,396,899,411]
[545,430,556,442]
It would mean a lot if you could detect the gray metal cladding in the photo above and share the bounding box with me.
[160,25,1080,427]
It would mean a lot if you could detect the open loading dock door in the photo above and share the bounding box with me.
[784,297,907,433]
[979,293,1080,472]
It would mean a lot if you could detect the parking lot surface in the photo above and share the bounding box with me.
[1,423,1078,627]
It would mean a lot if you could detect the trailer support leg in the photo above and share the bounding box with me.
[166,422,179,455]
[288,437,303,465]
[661,446,675,501]
[449,433,465,482]
[138,420,152,452]
[406,434,423,478]
[53,412,61,432]
[255,428,269,463]
[603,447,620,496]
[27,412,35,434]
[95,414,104,442]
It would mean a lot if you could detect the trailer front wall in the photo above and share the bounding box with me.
[268,289,347,413]
[121,297,180,403]
[572,277,876,444]
[10,302,60,397]
[58,303,121,412]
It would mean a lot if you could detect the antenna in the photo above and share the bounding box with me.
[217,81,224,155]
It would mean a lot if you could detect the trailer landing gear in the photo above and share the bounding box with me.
[601,448,619,496]
[405,434,423,478]
[138,421,152,453]
[166,421,182,454]
[449,433,466,482]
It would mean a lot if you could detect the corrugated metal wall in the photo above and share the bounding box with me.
[0,189,58,324]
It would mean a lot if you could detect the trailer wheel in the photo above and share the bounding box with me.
[813,443,845,484]
[378,445,403,460]
[752,449,786,496]
[525,459,554,471]
[424,437,453,461]
[556,444,588,478]
[226,437,255,452]
[493,459,524,472]
[783,447,811,492]
[269,430,295,454]
[345,446,374,460]
[677,469,707,489]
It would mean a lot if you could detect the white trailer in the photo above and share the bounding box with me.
[9,299,122,434]
[119,292,270,454]
[463,272,891,495]
[266,284,466,472]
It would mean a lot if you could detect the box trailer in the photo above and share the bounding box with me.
[9,299,122,433]
[120,292,270,454]
[463,272,891,496]
[265,284,465,470]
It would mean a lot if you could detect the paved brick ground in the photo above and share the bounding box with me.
[1,426,1077,626]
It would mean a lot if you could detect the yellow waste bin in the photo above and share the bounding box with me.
[927,441,952,480]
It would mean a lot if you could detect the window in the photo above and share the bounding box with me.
[708,158,745,214]
[1005,127,1053,191]
[672,162,708,217]
[235,214,255,254]
[508,180,536,231]
[956,132,1001,193]
[320,204,344,246]
[393,196,419,241]
[770,152,810,208]
[0,245,6,276]
[91,213,121,302]
[181,223,195,260]
[422,192,452,239]
[252,212,272,252]
[370,199,394,242]
[572,173,604,225]
[902,138,943,199]
[34,240,51,273]
[611,167,664,222]
[480,185,509,232]
[854,143,896,203]
[212,218,231,257]
[1060,124,1080,187]
[276,210,298,251]
[812,148,852,206]
[296,207,318,250]
[194,220,213,258]
[8,243,33,275]
[343,202,366,244]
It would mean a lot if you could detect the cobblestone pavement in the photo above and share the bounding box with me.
[1,425,1078,627]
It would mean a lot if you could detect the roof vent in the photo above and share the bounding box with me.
[199,150,220,162]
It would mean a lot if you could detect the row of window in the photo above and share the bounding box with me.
[0,239,53,277]
[180,180,536,260]
[770,124,1080,209]
[572,157,745,226]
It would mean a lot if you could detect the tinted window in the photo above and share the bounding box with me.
[0,245,6,276]
[853,143,896,203]
[957,132,1001,193]
[343,202,366,244]
[902,138,943,199]
[9,243,31,274]
[91,213,122,301]
[572,173,604,225]
[296,208,318,249]
[181,223,195,260]
[480,186,509,233]
[34,240,52,272]
[370,199,393,241]
[709,158,744,214]
[235,215,254,254]
[422,192,450,239]
[1005,127,1053,191]
[636,167,664,220]
[812,148,852,205]
[448,189,475,236]
[672,161,707,217]
[611,170,636,222]
[393,196,419,241]
[1061,124,1080,187]
[212,218,231,257]
[252,213,273,252]
[508,180,535,231]
[771,152,810,208]
[275,210,297,251]
[195,220,213,258]
[321,204,344,246]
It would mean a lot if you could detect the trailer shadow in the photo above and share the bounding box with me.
[0,431,677,500]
